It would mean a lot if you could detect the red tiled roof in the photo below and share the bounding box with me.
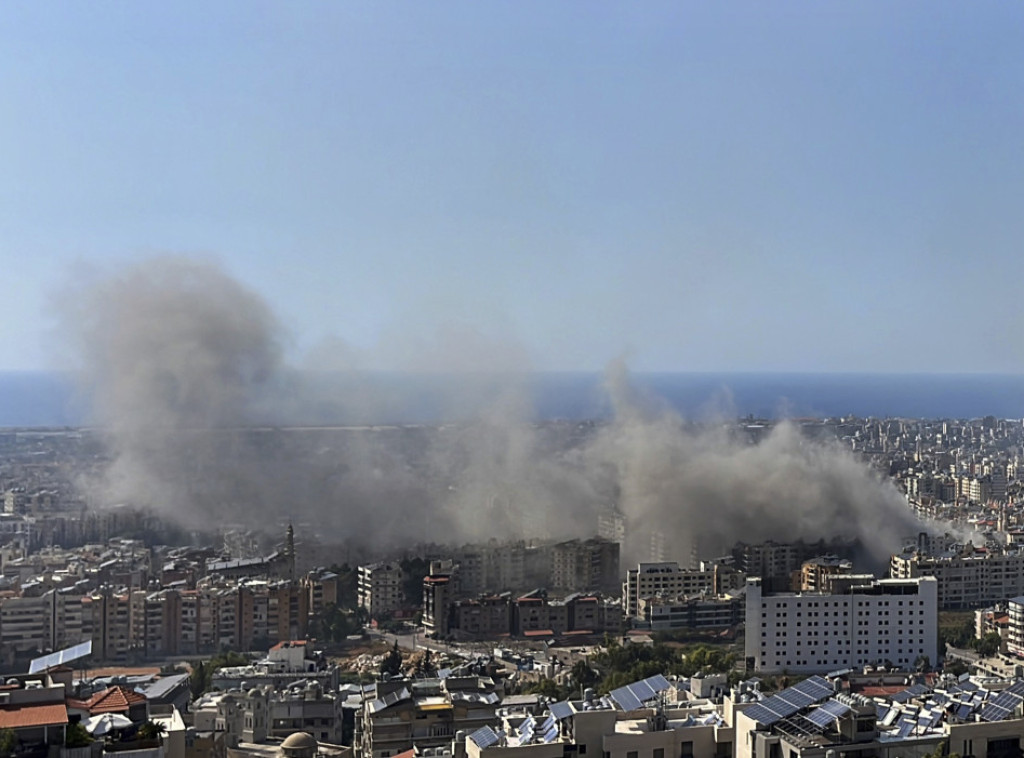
[0,703,68,729]
[67,686,146,715]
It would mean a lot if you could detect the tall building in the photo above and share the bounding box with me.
[357,562,405,620]
[744,576,938,673]
[549,537,620,595]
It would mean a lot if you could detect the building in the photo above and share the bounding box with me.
[354,677,501,758]
[637,595,744,631]
[550,538,620,596]
[744,576,938,673]
[423,561,458,639]
[891,545,1024,610]
[624,563,715,619]
[796,556,853,592]
[358,562,405,621]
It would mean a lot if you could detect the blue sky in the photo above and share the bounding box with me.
[2,2,1023,373]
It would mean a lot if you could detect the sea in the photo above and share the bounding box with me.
[4,371,1024,428]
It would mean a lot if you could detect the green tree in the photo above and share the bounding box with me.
[380,640,403,678]
[138,722,166,742]
[0,728,17,756]
[524,678,567,700]
[570,660,599,691]
[973,632,1002,657]
[64,723,92,749]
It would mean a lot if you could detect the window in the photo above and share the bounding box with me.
[681,743,694,758]
[628,752,638,758]
[655,750,665,758]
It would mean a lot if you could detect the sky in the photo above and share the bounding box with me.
[2,2,1024,374]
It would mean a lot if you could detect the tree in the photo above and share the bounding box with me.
[380,640,403,678]
[414,649,436,678]
[570,660,599,692]
[974,632,1002,658]
[524,678,567,700]
[945,659,969,677]
[138,721,166,742]
[0,728,17,757]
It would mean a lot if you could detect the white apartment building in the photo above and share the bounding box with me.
[357,562,404,620]
[624,562,714,619]
[1005,595,1024,657]
[744,576,938,673]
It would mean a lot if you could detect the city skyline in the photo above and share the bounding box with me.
[3,3,1024,373]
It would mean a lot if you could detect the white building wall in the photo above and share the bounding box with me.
[745,576,938,674]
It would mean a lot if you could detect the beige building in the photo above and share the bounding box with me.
[624,563,715,619]
[358,562,405,620]
[891,546,1024,610]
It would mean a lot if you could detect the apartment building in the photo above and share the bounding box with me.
[357,562,405,620]
[891,546,1024,610]
[354,677,501,758]
[744,576,938,673]
[550,537,620,595]
[637,595,744,631]
[623,562,715,619]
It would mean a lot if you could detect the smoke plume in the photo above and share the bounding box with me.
[63,256,925,571]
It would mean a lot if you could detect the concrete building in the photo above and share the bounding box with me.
[424,561,458,639]
[624,563,715,619]
[354,677,501,758]
[891,545,1024,610]
[550,537,620,596]
[637,595,744,631]
[744,576,938,673]
[358,562,405,621]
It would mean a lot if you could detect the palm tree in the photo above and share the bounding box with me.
[137,722,166,742]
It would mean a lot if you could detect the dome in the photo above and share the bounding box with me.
[281,731,318,758]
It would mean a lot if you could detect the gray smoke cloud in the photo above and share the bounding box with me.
[62,256,925,570]
[589,359,923,569]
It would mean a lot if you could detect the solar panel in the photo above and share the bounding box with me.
[792,676,835,700]
[28,639,93,674]
[518,717,535,737]
[539,716,555,732]
[609,675,673,712]
[804,700,850,728]
[820,700,852,718]
[896,720,915,738]
[777,689,817,709]
[610,685,644,712]
[805,709,838,729]
[647,674,671,692]
[956,704,974,720]
[1007,681,1024,697]
[767,699,802,719]
[542,725,559,744]
[743,703,782,727]
[892,684,930,704]
[470,727,501,749]
[631,680,656,702]
[549,702,573,721]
